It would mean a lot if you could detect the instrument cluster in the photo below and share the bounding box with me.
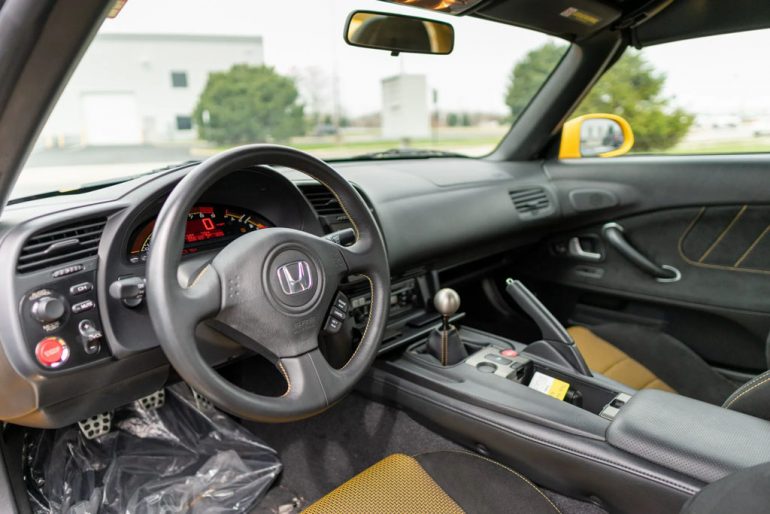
[126,203,273,263]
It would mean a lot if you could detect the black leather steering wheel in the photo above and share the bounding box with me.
[146,145,390,422]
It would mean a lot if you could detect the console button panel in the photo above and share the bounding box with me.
[20,269,110,370]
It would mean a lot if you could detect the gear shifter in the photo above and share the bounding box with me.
[426,288,468,366]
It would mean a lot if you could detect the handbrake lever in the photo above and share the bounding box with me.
[504,278,591,377]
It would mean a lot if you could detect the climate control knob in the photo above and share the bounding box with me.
[31,296,66,323]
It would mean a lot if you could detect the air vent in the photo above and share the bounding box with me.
[509,187,553,219]
[298,184,345,217]
[17,217,107,273]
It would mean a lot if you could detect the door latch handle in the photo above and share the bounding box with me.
[602,222,681,282]
[568,236,603,262]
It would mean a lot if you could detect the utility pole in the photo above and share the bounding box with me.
[432,88,439,146]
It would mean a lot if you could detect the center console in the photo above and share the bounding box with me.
[360,278,770,513]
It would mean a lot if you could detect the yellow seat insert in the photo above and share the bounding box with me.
[303,453,464,514]
[568,326,675,393]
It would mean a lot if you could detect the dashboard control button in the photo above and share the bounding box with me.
[334,292,349,312]
[78,319,103,354]
[69,282,93,296]
[72,299,95,314]
[52,264,84,278]
[35,337,70,368]
[324,316,342,334]
[331,307,347,321]
[31,296,66,323]
[485,354,512,365]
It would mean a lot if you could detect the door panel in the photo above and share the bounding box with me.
[681,205,770,272]
[518,156,770,375]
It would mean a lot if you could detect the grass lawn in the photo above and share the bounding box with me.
[191,134,770,160]
[648,137,770,156]
[192,135,503,159]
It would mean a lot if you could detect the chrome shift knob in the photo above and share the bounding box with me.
[434,288,461,317]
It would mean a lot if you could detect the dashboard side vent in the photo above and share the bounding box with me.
[298,184,345,217]
[17,217,107,273]
[509,187,553,219]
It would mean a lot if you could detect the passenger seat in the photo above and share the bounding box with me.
[567,324,737,405]
[569,323,770,421]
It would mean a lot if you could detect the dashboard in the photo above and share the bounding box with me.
[0,157,579,428]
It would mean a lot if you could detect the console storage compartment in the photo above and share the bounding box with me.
[607,389,770,483]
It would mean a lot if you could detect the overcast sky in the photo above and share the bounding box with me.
[101,0,770,118]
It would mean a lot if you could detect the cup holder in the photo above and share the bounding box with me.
[476,362,497,374]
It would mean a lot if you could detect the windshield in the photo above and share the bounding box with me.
[14,0,565,200]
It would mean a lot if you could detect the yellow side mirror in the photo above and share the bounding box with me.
[559,113,634,159]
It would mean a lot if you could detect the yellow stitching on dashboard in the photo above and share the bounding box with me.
[734,223,770,267]
[698,204,746,263]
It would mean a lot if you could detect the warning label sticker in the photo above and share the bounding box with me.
[560,7,601,26]
[528,371,570,400]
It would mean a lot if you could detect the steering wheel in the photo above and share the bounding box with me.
[146,145,390,422]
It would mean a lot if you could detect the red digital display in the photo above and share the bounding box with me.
[184,217,225,243]
[128,204,272,261]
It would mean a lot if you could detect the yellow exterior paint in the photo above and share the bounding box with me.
[559,113,635,159]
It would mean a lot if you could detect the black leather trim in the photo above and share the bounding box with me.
[723,370,770,421]
[680,462,770,514]
[607,389,770,483]
[361,368,701,514]
[416,451,561,513]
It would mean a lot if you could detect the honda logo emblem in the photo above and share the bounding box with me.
[276,260,313,295]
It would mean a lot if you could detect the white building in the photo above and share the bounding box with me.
[381,74,430,140]
[41,33,264,147]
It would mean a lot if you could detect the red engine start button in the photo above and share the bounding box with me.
[35,337,69,368]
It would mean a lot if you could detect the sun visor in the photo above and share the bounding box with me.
[380,0,488,16]
[475,0,621,41]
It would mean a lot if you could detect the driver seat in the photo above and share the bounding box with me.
[303,451,561,513]
[304,451,770,514]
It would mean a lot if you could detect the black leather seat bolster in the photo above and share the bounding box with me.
[416,451,560,514]
[722,370,770,420]
[607,389,770,483]
[680,462,770,514]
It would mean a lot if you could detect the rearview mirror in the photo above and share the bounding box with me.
[344,10,454,55]
[559,114,634,158]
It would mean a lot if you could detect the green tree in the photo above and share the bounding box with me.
[506,45,694,151]
[194,64,305,145]
[505,42,565,119]
[447,112,459,127]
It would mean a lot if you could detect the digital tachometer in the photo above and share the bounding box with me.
[127,204,272,263]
